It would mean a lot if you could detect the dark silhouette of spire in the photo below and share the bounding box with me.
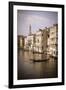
[29,24,31,35]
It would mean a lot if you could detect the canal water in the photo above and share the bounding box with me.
[18,49,58,80]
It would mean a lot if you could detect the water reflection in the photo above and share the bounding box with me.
[18,49,58,80]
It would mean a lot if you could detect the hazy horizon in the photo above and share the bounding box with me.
[17,10,58,36]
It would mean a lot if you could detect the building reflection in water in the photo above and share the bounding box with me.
[18,49,58,80]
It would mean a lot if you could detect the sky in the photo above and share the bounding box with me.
[17,10,58,36]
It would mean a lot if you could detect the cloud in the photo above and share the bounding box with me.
[26,15,49,25]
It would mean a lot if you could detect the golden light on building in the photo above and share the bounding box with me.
[18,24,58,58]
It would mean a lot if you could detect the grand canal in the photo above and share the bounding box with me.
[18,49,58,80]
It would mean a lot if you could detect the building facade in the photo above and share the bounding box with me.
[18,24,58,57]
[48,24,58,57]
[34,28,48,53]
[24,34,35,51]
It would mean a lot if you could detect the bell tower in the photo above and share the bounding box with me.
[29,24,31,35]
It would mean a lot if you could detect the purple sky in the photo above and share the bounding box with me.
[17,10,58,36]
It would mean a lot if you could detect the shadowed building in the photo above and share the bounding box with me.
[18,35,25,49]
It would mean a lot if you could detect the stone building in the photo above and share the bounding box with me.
[18,24,58,58]
[24,34,35,51]
[34,28,48,53]
[48,24,58,57]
